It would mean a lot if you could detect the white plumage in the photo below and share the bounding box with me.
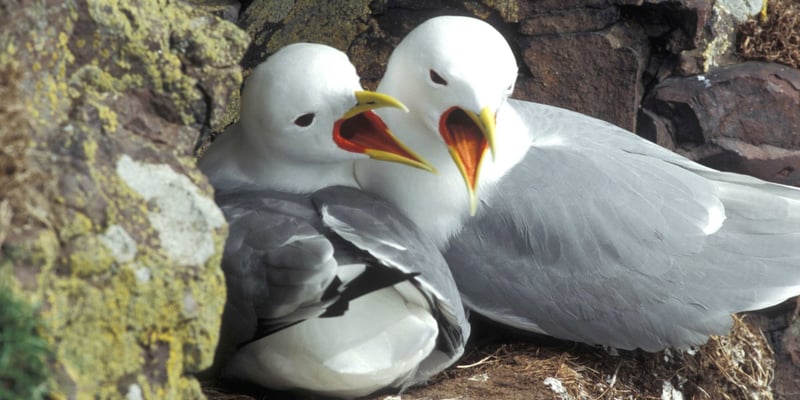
[201,43,468,397]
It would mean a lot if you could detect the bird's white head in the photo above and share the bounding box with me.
[378,17,518,213]
[238,43,434,172]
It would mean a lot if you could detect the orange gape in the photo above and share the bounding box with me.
[333,110,415,160]
[439,107,488,191]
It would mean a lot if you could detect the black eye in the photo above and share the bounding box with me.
[294,113,315,127]
[429,69,448,86]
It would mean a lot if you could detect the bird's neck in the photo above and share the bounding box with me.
[355,102,531,249]
[248,149,359,193]
[355,110,475,249]
[205,126,359,193]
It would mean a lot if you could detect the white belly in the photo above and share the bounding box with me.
[225,282,438,398]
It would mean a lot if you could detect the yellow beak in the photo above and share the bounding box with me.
[334,91,435,173]
[342,91,409,119]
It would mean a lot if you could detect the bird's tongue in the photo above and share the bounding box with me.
[440,107,488,191]
[334,110,417,160]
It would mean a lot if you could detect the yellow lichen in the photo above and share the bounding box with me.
[95,103,118,133]
[65,240,116,278]
[1,0,238,396]
[82,136,98,162]
[58,211,94,242]
[480,0,520,22]
[58,32,69,47]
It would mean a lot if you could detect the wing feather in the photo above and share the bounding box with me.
[446,100,800,351]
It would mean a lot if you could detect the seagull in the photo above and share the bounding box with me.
[199,43,469,397]
[354,16,800,352]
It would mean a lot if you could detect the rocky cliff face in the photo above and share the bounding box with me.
[0,0,247,397]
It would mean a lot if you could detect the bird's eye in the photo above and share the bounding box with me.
[294,113,315,127]
[429,69,448,86]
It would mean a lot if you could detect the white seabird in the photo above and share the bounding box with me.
[354,16,800,351]
[200,43,469,397]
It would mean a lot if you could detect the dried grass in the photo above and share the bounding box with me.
[204,316,775,400]
[679,315,774,400]
[739,0,800,68]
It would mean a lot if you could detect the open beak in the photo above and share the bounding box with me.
[439,106,497,216]
[333,91,435,173]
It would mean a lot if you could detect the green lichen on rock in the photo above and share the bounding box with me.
[0,0,246,398]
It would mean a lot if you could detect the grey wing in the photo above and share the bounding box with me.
[446,99,800,351]
[312,186,470,375]
[215,189,338,355]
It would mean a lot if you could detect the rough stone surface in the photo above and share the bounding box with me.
[519,21,649,131]
[238,0,374,70]
[625,0,714,77]
[519,6,620,35]
[718,0,765,21]
[0,0,248,398]
[639,61,800,187]
[703,0,762,70]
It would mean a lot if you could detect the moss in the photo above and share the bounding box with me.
[0,287,52,400]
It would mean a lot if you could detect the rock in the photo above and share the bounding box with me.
[238,0,373,69]
[519,6,620,35]
[701,0,764,70]
[185,0,242,23]
[639,61,800,187]
[518,20,649,131]
[235,1,716,132]
[0,0,248,398]
[499,0,714,131]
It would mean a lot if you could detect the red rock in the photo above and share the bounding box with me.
[517,21,649,131]
[639,61,800,187]
[519,7,620,35]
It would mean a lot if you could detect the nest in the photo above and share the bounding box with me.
[739,0,800,69]
[399,315,773,400]
[204,315,775,400]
